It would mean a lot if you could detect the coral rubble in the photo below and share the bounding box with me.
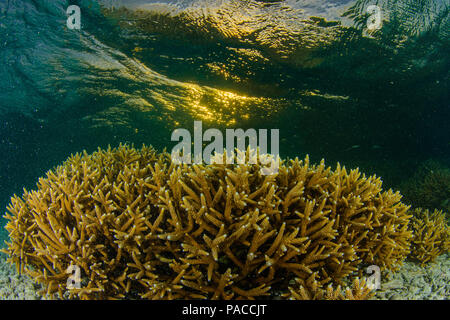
[1,145,413,299]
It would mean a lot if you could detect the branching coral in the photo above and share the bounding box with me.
[285,275,374,300]
[1,145,412,299]
[409,208,450,266]
[401,160,450,216]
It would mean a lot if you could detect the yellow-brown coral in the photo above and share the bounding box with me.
[1,145,412,299]
[409,208,450,266]
[285,275,374,300]
[401,160,450,216]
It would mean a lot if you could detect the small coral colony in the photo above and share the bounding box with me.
[1,145,449,299]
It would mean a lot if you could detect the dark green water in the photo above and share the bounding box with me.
[0,0,449,231]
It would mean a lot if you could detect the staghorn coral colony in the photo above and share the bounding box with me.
[1,145,446,300]
[401,160,450,216]
[409,208,450,266]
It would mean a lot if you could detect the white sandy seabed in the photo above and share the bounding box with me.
[0,229,449,300]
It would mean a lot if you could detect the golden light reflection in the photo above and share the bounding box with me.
[76,13,298,130]
[183,83,255,125]
[217,91,248,101]
[78,50,290,129]
[78,0,353,131]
